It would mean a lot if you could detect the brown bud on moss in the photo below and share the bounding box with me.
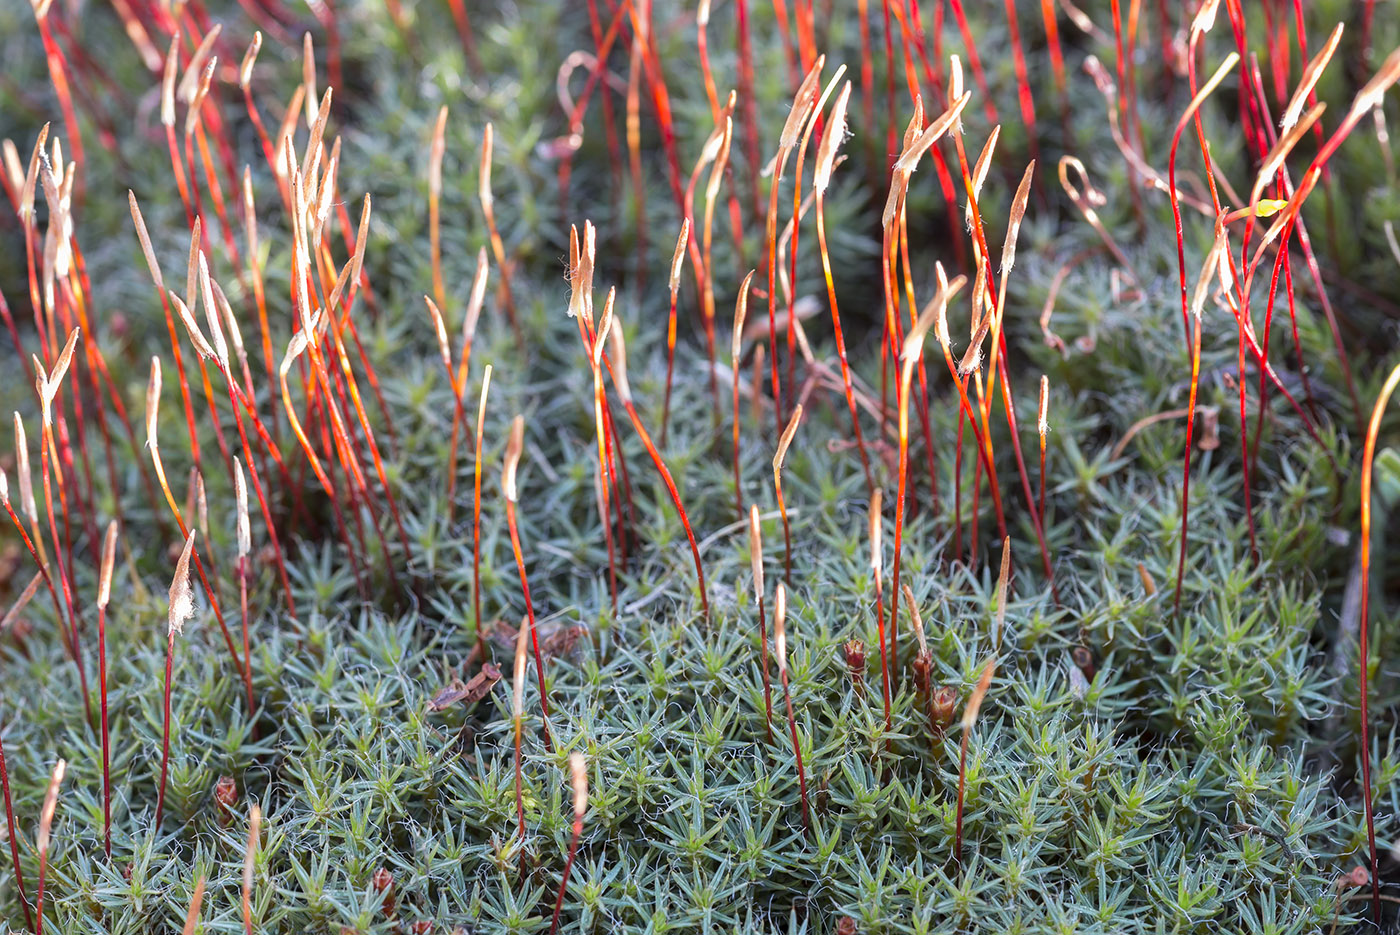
[213,775,237,819]
[930,686,958,735]
[911,649,933,697]
[843,640,865,696]
[836,917,858,935]
[1072,646,1097,682]
[371,866,395,917]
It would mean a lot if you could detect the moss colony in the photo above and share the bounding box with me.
[1,0,1400,932]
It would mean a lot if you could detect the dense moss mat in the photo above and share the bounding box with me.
[1,0,1399,932]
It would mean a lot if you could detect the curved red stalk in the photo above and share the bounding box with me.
[616,396,710,623]
[0,721,33,929]
[1357,362,1400,923]
[593,296,711,623]
[1,495,66,660]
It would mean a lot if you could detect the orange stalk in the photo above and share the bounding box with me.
[447,250,490,519]
[504,415,553,749]
[812,82,873,494]
[891,276,964,681]
[480,124,520,342]
[773,406,802,586]
[765,60,826,427]
[662,220,689,445]
[1037,376,1049,526]
[1357,359,1400,922]
[601,305,712,623]
[1173,222,1229,613]
[869,489,890,731]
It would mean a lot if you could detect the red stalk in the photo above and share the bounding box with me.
[598,298,712,623]
[504,416,553,750]
[549,754,588,935]
[1357,360,1400,923]
[0,717,33,928]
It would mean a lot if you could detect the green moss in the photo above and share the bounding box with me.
[0,1,1397,933]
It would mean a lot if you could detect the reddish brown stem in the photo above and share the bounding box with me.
[505,494,553,751]
[0,726,33,928]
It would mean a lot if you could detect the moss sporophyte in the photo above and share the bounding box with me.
[0,1,1398,932]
